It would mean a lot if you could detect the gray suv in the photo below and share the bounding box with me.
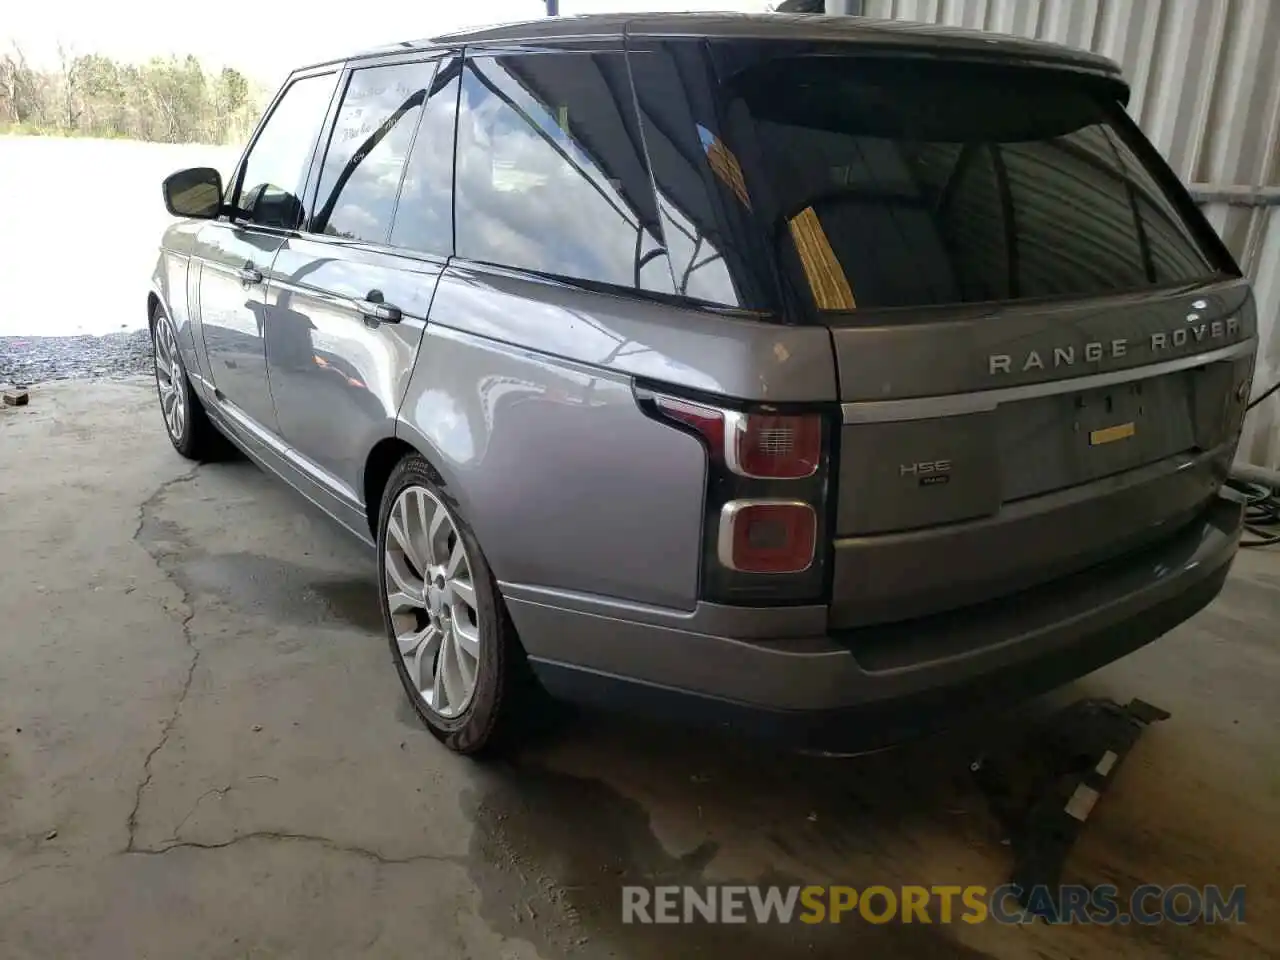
[151,14,1256,755]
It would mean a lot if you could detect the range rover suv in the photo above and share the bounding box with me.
[151,13,1256,754]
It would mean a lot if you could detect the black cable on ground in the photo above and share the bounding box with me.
[1246,377,1280,413]
[1223,477,1280,547]
[1229,378,1280,547]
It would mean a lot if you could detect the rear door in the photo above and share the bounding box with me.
[723,53,1257,626]
[264,53,460,502]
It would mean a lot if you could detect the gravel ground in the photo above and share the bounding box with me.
[0,136,235,390]
[0,330,154,386]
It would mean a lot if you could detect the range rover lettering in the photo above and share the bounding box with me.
[149,14,1256,755]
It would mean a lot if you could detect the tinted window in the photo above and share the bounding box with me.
[727,56,1221,311]
[455,52,671,292]
[389,56,461,257]
[311,62,438,243]
[1000,125,1151,298]
[235,73,336,229]
[628,41,765,309]
[1109,127,1220,284]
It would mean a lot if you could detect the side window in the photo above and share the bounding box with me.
[454,52,671,292]
[235,73,337,229]
[388,56,462,257]
[312,61,438,243]
[628,41,768,309]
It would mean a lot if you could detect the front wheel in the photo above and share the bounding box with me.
[377,455,519,754]
[152,306,224,460]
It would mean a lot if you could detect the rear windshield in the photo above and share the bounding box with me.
[726,57,1227,313]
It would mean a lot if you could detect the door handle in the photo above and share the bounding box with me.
[236,264,263,284]
[355,290,402,324]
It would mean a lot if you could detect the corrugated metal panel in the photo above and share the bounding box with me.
[861,0,1280,468]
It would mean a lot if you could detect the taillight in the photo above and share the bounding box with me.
[719,500,816,573]
[654,396,726,453]
[726,411,821,479]
[654,397,822,480]
[640,387,832,605]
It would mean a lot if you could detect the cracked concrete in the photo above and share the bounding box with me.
[128,830,466,865]
[125,470,201,854]
[1,380,1278,959]
[0,381,529,959]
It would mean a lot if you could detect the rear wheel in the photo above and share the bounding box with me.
[152,306,224,460]
[377,455,518,754]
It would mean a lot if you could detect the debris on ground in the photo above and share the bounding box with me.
[970,697,1171,910]
[0,330,152,385]
[3,387,30,406]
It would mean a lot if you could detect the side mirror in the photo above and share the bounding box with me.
[243,183,305,230]
[162,167,224,219]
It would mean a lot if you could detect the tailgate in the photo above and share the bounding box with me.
[828,283,1256,627]
[720,48,1258,625]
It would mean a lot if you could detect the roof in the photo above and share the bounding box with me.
[349,13,1121,80]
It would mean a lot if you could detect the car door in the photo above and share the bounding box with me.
[264,54,460,503]
[194,69,339,436]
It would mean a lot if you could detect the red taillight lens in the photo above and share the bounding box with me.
[727,411,822,479]
[654,395,725,454]
[718,500,816,574]
[654,397,821,480]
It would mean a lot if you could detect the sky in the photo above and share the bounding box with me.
[4,0,775,86]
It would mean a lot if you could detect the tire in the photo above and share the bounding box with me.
[376,455,523,755]
[151,305,226,461]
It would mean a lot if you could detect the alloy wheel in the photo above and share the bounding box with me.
[153,317,187,441]
[385,486,482,718]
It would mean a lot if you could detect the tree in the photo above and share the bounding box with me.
[58,42,79,130]
[71,53,126,136]
[0,48,263,144]
[0,43,43,125]
[213,66,251,142]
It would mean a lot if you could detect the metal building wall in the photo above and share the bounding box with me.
[858,0,1280,468]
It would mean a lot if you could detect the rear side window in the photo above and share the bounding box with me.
[627,40,768,310]
[389,56,462,257]
[311,61,439,243]
[454,50,672,293]
[727,56,1225,312]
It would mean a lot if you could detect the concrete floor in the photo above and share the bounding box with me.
[1,379,1276,959]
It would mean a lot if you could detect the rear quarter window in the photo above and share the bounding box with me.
[453,50,672,294]
[311,62,439,243]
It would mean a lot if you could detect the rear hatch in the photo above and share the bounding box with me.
[729,53,1256,627]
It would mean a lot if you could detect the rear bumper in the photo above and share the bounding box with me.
[508,496,1242,753]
